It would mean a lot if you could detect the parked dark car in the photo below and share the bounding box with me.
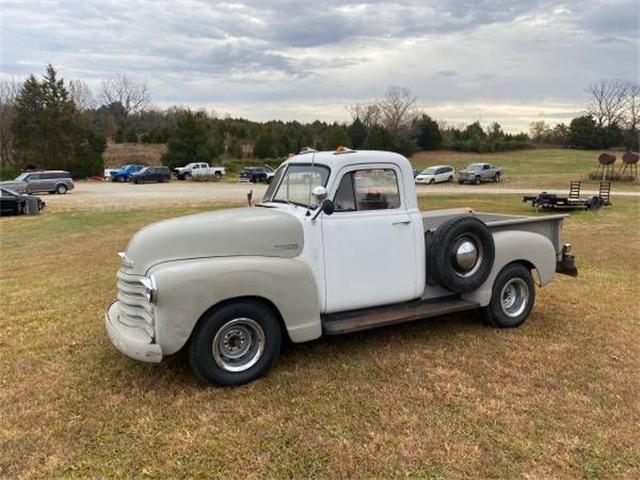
[131,166,171,184]
[0,170,74,194]
[239,167,269,183]
[109,164,145,182]
[0,187,45,216]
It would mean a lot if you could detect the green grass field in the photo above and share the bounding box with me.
[410,148,639,191]
[1,194,639,478]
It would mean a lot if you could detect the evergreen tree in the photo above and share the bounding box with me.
[253,131,275,159]
[568,115,601,149]
[227,137,243,158]
[12,65,104,177]
[347,118,367,148]
[161,111,223,168]
[363,125,394,150]
[413,114,442,150]
[319,123,351,150]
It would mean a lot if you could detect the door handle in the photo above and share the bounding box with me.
[392,220,411,226]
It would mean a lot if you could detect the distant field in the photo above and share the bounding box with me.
[103,143,167,168]
[102,145,638,191]
[410,148,639,191]
[1,195,639,478]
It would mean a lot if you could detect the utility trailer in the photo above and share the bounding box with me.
[523,181,611,211]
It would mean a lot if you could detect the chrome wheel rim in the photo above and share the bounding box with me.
[450,233,483,278]
[212,318,265,372]
[500,278,529,318]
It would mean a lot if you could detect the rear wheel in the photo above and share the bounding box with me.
[188,300,282,386]
[55,184,67,194]
[495,173,501,183]
[484,263,535,328]
[448,175,454,182]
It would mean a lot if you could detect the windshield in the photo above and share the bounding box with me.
[421,168,437,175]
[263,164,330,208]
[138,167,149,174]
[14,173,29,181]
[467,164,484,171]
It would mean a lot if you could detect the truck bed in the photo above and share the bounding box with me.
[421,208,567,255]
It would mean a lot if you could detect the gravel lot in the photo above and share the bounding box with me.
[39,180,640,213]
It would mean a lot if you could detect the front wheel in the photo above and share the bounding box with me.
[474,176,481,185]
[495,174,501,183]
[483,263,535,328]
[188,300,282,386]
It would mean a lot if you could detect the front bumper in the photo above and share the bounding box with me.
[105,301,162,363]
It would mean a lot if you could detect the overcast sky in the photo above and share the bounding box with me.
[1,0,639,131]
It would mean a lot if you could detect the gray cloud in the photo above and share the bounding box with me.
[1,0,638,129]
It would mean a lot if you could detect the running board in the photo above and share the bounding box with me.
[322,298,481,335]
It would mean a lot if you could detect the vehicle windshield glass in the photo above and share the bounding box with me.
[421,168,437,175]
[264,164,330,208]
[468,164,484,171]
[138,167,149,174]
[14,173,29,181]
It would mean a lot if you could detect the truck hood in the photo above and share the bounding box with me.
[122,207,304,275]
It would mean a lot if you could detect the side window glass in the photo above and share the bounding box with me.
[334,173,356,212]
[333,169,402,211]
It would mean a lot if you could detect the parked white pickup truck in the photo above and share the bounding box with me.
[174,162,226,180]
[106,148,577,386]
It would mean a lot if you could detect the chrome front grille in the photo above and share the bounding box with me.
[116,269,154,337]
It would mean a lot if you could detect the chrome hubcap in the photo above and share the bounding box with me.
[451,234,482,277]
[500,278,529,318]
[212,318,265,372]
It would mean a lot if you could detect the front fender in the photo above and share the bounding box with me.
[149,256,321,355]
[462,230,556,306]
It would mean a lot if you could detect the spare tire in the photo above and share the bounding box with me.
[426,216,495,293]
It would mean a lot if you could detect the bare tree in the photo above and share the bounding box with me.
[586,79,629,127]
[99,74,150,126]
[0,77,20,167]
[623,82,639,130]
[379,86,417,131]
[346,102,381,127]
[69,79,95,111]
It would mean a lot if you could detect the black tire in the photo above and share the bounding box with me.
[188,300,282,386]
[448,176,454,183]
[483,263,535,328]
[184,173,192,180]
[55,184,67,194]
[474,176,481,185]
[426,216,495,293]
[214,172,222,179]
[458,179,464,184]
[429,178,435,185]
[495,174,501,183]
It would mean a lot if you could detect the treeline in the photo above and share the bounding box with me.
[1,66,638,179]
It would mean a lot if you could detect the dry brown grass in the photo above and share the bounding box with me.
[1,195,639,478]
[103,143,167,168]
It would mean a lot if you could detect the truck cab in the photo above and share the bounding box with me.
[106,148,576,386]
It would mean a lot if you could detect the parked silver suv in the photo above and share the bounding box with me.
[0,170,75,194]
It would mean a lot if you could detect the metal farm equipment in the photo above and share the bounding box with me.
[523,181,611,211]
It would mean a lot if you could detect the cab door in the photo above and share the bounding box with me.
[321,166,418,313]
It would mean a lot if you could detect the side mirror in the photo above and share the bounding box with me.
[321,198,335,215]
[312,198,334,221]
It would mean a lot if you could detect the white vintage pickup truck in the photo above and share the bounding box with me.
[106,148,577,385]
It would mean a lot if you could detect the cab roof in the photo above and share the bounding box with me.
[285,149,411,173]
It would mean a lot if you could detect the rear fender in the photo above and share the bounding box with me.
[462,230,556,306]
